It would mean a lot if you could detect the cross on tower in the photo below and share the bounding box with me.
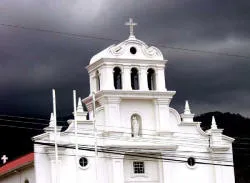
[125,18,137,38]
[1,155,8,164]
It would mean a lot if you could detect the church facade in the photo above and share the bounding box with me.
[33,19,235,183]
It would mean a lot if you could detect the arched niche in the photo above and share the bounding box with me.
[113,67,122,89]
[147,68,156,90]
[131,114,142,137]
[131,67,139,90]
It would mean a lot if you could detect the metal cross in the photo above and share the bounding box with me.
[1,155,8,164]
[125,18,137,37]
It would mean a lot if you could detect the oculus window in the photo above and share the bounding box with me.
[187,157,196,167]
[130,47,137,54]
[79,157,89,168]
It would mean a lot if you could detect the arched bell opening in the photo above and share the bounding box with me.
[147,68,156,90]
[95,70,100,91]
[113,67,122,89]
[131,68,139,90]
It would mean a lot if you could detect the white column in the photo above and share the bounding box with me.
[89,73,95,94]
[157,67,166,91]
[99,67,105,90]
[111,155,124,183]
[139,66,148,90]
[123,66,132,90]
[104,66,115,90]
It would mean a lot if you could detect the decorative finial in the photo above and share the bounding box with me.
[1,155,8,164]
[184,100,191,114]
[211,116,218,129]
[125,18,137,38]
[77,97,84,113]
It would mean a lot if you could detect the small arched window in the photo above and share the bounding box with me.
[131,68,139,90]
[147,68,156,90]
[24,179,29,183]
[95,71,100,91]
[113,67,122,89]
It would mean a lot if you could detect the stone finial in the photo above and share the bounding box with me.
[44,112,62,132]
[211,116,218,130]
[71,97,87,123]
[181,100,195,123]
[77,97,84,113]
[184,100,191,114]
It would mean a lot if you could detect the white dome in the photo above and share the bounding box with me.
[89,37,164,64]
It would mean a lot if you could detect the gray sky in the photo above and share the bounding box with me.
[0,0,250,117]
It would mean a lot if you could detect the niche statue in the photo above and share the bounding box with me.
[132,116,140,137]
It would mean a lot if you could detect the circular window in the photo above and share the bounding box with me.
[79,157,88,168]
[187,157,196,167]
[130,47,137,54]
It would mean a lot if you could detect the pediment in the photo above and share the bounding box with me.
[89,37,163,64]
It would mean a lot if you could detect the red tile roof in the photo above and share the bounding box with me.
[0,153,34,176]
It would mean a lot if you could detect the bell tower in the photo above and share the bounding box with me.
[83,18,176,136]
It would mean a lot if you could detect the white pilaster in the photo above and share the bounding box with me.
[157,67,166,91]
[111,155,124,183]
[154,99,171,134]
[162,161,172,183]
[213,164,223,183]
[89,72,95,94]
[46,147,64,183]
[103,66,115,90]
[123,66,132,90]
[140,66,148,90]
[99,97,122,132]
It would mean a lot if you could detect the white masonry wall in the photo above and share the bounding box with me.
[0,165,35,183]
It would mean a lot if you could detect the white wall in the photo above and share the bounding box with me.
[120,99,156,135]
[0,166,35,183]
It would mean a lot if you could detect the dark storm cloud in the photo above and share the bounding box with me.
[0,0,249,116]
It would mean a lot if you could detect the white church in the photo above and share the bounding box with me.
[30,19,235,183]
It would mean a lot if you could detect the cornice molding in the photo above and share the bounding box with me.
[208,145,230,152]
[45,146,66,161]
[86,58,167,73]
